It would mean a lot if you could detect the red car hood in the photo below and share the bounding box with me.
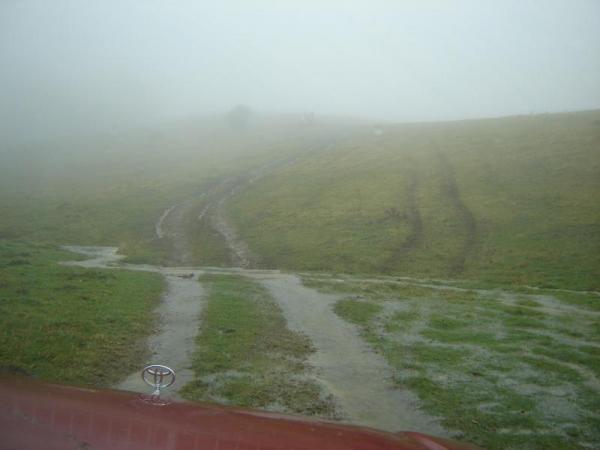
[0,376,480,450]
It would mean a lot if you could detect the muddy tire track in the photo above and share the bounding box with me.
[62,246,204,400]
[159,198,203,265]
[206,156,308,268]
[207,175,257,268]
[436,151,478,275]
[117,273,204,400]
[381,168,423,272]
[158,141,333,268]
[256,273,447,435]
[155,205,176,239]
[158,163,294,268]
[156,177,241,267]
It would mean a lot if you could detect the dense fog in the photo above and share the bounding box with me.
[1,0,599,146]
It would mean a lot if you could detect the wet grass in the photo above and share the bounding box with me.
[181,274,336,418]
[0,176,199,264]
[0,240,164,386]
[305,275,600,450]
[333,299,382,326]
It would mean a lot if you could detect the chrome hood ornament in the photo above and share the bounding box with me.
[141,365,176,402]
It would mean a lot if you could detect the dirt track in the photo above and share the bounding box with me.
[157,199,200,265]
[155,140,335,268]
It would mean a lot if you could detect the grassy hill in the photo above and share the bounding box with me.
[227,111,600,290]
[2,111,598,289]
[0,115,348,263]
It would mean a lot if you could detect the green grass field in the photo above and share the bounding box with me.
[181,274,336,417]
[0,240,164,386]
[303,275,600,450]
[1,111,598,447]
[228,111,600,290]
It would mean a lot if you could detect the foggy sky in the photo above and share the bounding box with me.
[1,0,599,144]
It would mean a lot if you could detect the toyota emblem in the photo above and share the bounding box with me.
[141,364,176,399]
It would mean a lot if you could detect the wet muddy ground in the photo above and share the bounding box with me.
[62,245,600,448]
[301,274,600,449]
[117,274,204,400]
[62,246,445,434]
[259,273,445,434]
[60,162,597,446]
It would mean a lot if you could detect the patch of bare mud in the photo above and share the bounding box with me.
[211,193,252,267]
[158,199,200,265]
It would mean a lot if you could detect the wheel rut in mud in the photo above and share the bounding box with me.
[381,168,423,272]
[155,139,335,268]
[158,199,203,265]
[257,273,446,434]
[436,151,478,276]
[116,273,204,400]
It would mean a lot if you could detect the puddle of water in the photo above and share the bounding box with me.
[62,245,124,268]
